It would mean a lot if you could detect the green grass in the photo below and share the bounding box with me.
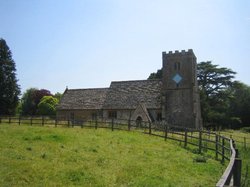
[0,124,226,187]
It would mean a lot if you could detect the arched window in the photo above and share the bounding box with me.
[136,116,142,127]
[174,62,181,70]
[108,111,117,119]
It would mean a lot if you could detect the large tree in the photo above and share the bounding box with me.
[197,61,236,99]
[148,69,162,80]
[21,88,52,115]
[37,96,59,116]
[197,61,236,128]
[229,81,250,126]
[0,38,20,115]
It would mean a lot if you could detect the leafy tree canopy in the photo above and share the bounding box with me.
[37,96,58,116]
[228,81,250,125]
[0,38,20,115]
[21,88,52,115]
[147,69,162,80]
[54,92,62,101]
[197,61,236,98]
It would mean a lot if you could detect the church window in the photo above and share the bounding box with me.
[92,112,97,120]
[174,62,181,70]
[136,116,142,127]
[70,112,74,120]
[108,111,117,119]
[177,62,181,70]
[156,113,162,121]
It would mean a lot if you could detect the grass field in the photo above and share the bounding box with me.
[0,124,227,187]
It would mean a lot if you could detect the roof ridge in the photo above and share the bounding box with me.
[111,79,161,84]
[67,88,109,91]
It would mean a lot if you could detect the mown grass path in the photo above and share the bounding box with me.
[0,124,226,186]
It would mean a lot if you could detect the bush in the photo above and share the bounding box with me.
[37,96,58,116]
[193,155,207,163]
[241,127,250,133]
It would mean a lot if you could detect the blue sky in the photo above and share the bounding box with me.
[1,0,250,94]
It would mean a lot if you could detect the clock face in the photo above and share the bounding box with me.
[172,73,182,84]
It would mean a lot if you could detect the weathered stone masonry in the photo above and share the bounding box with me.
[57,49,202,129]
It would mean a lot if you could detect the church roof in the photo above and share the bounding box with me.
[103,80,162,109]
[57,79,162,110]
[57,88,109,110]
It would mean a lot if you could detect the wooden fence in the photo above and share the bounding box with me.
[0,116,244,186]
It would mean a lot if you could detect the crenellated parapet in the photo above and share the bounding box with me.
[162,49,195,58]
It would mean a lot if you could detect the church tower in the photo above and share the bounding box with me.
[162,49,202,129]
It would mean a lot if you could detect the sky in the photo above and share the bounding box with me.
[0,0,250,94]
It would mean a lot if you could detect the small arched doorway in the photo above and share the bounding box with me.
[136,116,142,127]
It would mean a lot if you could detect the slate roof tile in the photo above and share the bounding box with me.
[57,88,109,110]
[103,80,162,109]
[57,79,162,110]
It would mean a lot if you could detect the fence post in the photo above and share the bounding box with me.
[30,117,33,126]
[215,134,218,160]
[55,117,57,127]
[111,118,114,131]
[42,116,44,126]
[67,119,70,127]
[95,119,98,129]
[9,116,11,124]
[149,122,151,135]
[244,137,246,150]
[128,119,131,131]
[233,149,242,187]
[184,128,187,148]
[165,125,168,141]
[0,116,1,124]
[221,138,225,163]
[199,130,202,154]
[19,116,21,125]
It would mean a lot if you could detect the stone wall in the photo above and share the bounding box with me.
[162,49,202,128]
[57,108,161,122]
[57,109,101,121]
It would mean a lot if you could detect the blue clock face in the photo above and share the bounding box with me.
[172,73,182,84]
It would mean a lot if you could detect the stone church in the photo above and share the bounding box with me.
[57,49,202,129]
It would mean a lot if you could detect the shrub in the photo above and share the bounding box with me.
[193,155,207,163]
[241,127,250,133]
[37,96,58,115]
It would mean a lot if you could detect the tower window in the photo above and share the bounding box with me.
[174,62,181,70]
[177,62,181,70]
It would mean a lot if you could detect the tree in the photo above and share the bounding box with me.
[197,61,236,128]
[54,92,62,101]
[0,38,21,115]
[21,88,52,115]
[197,61,236,98]
[33,89,52,107]
[37,96,58,116]
[148,69,162,80]
[229,81,250,126]
[21,88,38,115]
